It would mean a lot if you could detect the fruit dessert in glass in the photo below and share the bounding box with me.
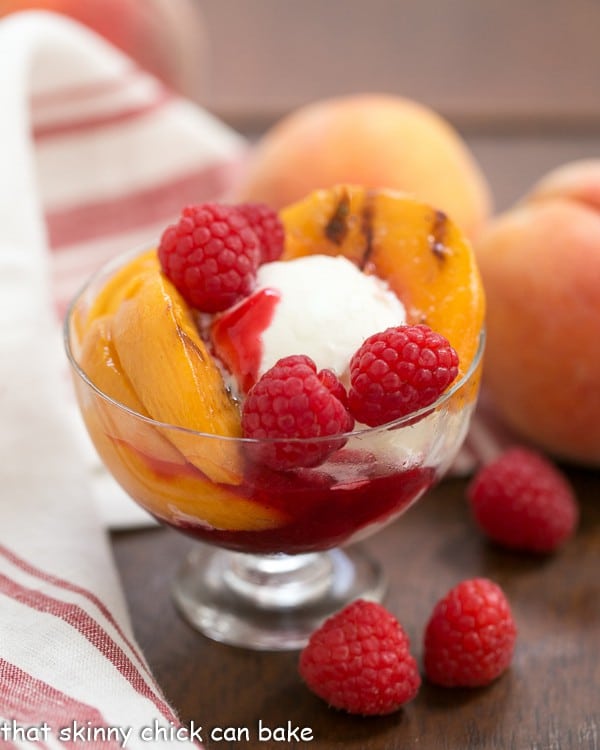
[65,185,485,650]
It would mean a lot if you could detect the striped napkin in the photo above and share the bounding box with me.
[0,10,510,746]
[0,9,251,747]
[6,7,246,530]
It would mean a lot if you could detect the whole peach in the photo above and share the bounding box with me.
[475,160,600,466]
[232,94,491,241]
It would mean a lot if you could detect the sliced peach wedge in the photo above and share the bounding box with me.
[101,431,287,532]
[111,270,243,485]
[280,185,485,384]
[78,315,188,468]
[75,255,288,530]
[80,249,159,335]
[77,392,287,532]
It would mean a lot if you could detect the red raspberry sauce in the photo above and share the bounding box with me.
[211,287,281,392]
[163,460,434,554]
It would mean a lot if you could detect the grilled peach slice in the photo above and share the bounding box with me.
[280,185,485,380]
[78,315,187,468]
[111,270,243,485]
[112,445,287,531]
[74,385,286,531]
[80,248,159,335]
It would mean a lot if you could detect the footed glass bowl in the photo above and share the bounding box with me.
[64,249,485,650]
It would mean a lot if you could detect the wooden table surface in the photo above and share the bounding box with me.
[112,465,599,750]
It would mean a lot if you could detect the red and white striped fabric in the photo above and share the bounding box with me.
[2,9,248,530]
[0,10,512,745]
[0,9,252,747]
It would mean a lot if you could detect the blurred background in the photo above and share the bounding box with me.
[2,0,598,211]
[200,1,598,127]
[197,0,600,210]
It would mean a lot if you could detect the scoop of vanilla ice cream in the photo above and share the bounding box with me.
[256,255,406,378]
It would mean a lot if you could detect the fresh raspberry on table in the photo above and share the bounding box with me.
[158,203,260,312]
[423,578,517,688]
[467,447,579,553]
[237,202,285,263]
[299,599,421,715]
[242,355,354,470]
[348,324,459,426]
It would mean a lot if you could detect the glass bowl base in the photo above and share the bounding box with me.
[172,544,387,651]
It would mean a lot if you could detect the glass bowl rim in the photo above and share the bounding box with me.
[64,246,486,446]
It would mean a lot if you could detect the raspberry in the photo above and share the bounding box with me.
[299,599,421,715]
[237,202,284,263]
[423,578,517,688]
[317,367,349,408]
[158,203,260,312]
[242,355,354,470]
[348,324,459,427]
[467,447,579,553]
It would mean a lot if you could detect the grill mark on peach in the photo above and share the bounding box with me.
[177,326,238,405]
[429,209,449,260]
[359,192,376,271]
[166,295,206,365]
[178,326,207,363]
[325,191,351,245]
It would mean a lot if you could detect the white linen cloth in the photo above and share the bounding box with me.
[0,10,509,746]
[0,10,250,747]
[2,9,247,530]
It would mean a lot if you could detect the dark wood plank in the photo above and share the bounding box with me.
[112,465,599,750]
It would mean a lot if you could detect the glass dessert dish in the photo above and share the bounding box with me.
[64,244,484,650]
